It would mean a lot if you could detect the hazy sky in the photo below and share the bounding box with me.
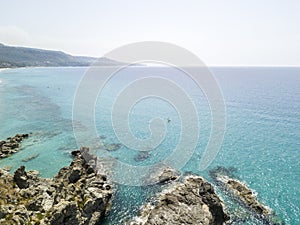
[0,0,299,66]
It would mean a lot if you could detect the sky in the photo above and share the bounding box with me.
[0,0,300,66]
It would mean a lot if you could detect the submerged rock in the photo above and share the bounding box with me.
[130,175,230,225]
[0,149,114,225]
[105,143,122,151]
[99,135,107,140]
[3,165,12,172]
[21,153,40,162]
[209,166,238,180]
[145,166,181,185]
[134,151,151,162]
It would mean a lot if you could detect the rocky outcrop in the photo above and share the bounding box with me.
[215,175,284,225]
[145,166,181,185]
[129,176,229,225]
[0,134,29,159]
[0,149,114,225]
[210,166,284,225]
[14,166,30,189]
[224,177,270,215]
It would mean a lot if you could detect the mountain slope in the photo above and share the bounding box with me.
[0,43,119,68]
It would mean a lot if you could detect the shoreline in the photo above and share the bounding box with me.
[0,68,10,72]
[0,68,10,84]
[0,134,286,225]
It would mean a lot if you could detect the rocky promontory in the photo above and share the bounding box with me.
[0,134,29,159]
[210,166,284,225]
[129,176,230,225]
[0,149,114,225]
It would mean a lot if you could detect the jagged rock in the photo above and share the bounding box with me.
[145,166,181,185]
[68,167,82,183]
[0,148,114,225]
[14,166,29,189]
[49,201,80,225]
[226,178,269,214]
[211,168,284,225]
[157,168,180,184]
[130,175,229,225]
[0,134,29,159]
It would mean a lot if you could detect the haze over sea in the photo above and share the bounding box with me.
[0,67,299,225]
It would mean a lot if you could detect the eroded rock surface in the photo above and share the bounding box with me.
[130,176,229,225]
[0,149,114,225]
[215,175,284,225]
[210,166,284,225]
[0,134,29,159]
[145,166,181,185]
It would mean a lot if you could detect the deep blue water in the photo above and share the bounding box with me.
[0,67,299,225]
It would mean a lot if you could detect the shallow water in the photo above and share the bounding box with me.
[0,66,299,224]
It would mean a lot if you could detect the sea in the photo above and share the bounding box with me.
[0,66,299,225]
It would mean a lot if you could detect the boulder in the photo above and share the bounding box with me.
[14,166,29,189]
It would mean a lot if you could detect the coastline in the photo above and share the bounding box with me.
[0,68,9,72]
[0,132,287,224]
[0,68,10,84]
[0,66,298,224]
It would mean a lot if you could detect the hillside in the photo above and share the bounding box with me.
[0,43,120,68]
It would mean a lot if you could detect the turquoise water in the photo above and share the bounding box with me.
[0,67,299,224]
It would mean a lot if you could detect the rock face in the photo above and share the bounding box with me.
[0,149,114,225]
[130,176,229,225]
[0,134,29,159]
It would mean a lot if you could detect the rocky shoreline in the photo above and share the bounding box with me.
[0,148,114,225]
[0,135,284,225]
